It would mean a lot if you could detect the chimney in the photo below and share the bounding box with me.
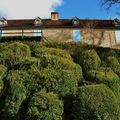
[51,12,59,21]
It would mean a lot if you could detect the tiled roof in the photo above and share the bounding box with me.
[0,18,119,29]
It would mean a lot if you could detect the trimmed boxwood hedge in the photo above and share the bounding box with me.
[0,42,31,67]
[0,41,120,120]
[106,56,120,76]
[74,49,101,73]
[34,47,73,60]
[72,84,120,120]
[1,70,27,120]
[87,69,120,100]
[0,65,7,92]
[26,91,63,120]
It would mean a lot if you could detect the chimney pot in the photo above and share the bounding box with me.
[51,12,59,21]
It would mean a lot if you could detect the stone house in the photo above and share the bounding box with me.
[0,12,120,48]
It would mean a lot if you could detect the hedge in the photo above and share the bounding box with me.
[72,84,120,120]
[26,91,63,120]
[106,56,120,76]
[34,47,73,60]
[1,70,27,120]
[0,65,7,92]
[0,42,31,67]
[74,49,101,73]
[87,69,120,100]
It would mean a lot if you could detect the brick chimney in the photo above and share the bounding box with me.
[51,12,59,21]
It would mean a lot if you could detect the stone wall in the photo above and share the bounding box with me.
[80,29,116,48]
[42,29,73,42]
[42,28,116,48]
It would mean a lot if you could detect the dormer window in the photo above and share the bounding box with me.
[72,17,80,26]
[34,17,42,26]
[113,18,120,26]
[0,17,8,27]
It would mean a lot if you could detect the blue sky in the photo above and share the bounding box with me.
[56,0,119,19]
[0,0,119,19]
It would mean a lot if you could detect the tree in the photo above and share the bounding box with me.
[102,0,120,8]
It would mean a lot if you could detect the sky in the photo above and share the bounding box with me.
[0,0,119,19]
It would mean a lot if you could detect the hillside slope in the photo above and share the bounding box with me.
[0,41,120,120]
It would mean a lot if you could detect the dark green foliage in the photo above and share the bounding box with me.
[0,42,31,66]
[0,65,7,92]
[72,84,120,120]
[12,57,41,70]
[87,69,120,99]
[26,91,63,120]
[34,47,73,60]
[1,71,27,120]
[0,41,120,120]
[106,56,120,76]
[75,49,101,73]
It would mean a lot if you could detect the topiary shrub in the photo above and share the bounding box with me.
[74,49,101,74]
[72,84,120,120]
[0,65,7,92]
[87,69,120,100]
[26,91,63,120]
[0,42,31,67]
[11,57,41,70]
[34,47,73,60]
[29,62,82,97]
[106,56,120,76]
[1,70,27,120]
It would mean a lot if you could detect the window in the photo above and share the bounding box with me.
[73,30,81,42]
[34,29,42,37]
[115,31,120,43]
[34,17,41,26]
[72,17,79,26]
[0,18,8,27]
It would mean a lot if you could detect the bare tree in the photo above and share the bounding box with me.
[101,0,120,8]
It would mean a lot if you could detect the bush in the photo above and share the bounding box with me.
[74,49,101,73]
[87,69,120,99]
[34,47,73,60]
[0,65,7,92]
[26,91,63,120]
[29,63,82,97]
[96,47,117,60]
[1,70,27,120]
[5,70,35,95]
[72,84,120,120]
[11,57,41,70]
[106,56,120,76]
[0,42,31,66]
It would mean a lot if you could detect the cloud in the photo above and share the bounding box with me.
[0,0,63,19]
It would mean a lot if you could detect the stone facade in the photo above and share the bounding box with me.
[80,29,116,48]
[43,29,73,42]
[43,28,116,48]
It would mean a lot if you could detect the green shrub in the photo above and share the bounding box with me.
[29,63,82,97]
[72,84,120,120]
[0,65,7,92]
[87,69,120,99]
[6,70,35,95]
[0,42,31,66]
[11,57,41,70]
[74,49,101,73]
[26,91,63,120]
[2,71,27,120]
[96,47,117,60]
[34,47,73,60]
[106,56,120,76]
